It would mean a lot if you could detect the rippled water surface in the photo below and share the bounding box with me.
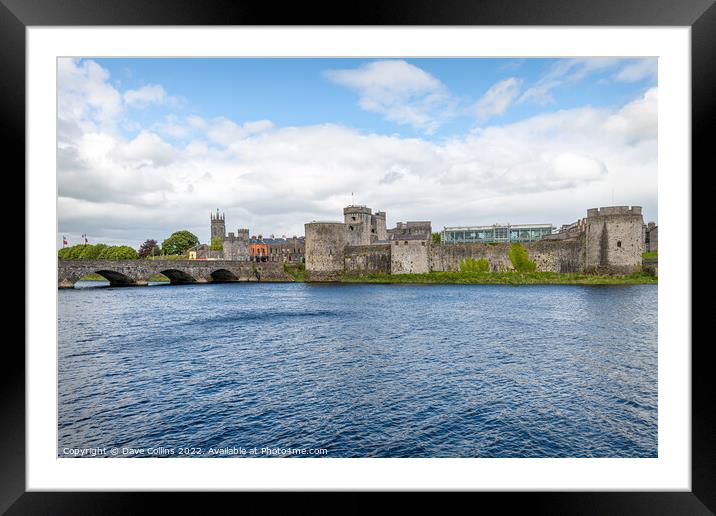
[58,282,657,458]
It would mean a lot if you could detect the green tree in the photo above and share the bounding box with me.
[58,244,90,260]
[508,243,537,272]
[162,230,199,256]
[138,239,160,258]
[210,236,223,251]
[78,243,107,260]
[460,257,490,272]
[99,245,138,260]
[58,246,73,260]
[432,232,441,245]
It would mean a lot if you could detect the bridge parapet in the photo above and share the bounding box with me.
[58,260,294,288]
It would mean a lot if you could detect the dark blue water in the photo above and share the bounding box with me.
[58,282,657,458]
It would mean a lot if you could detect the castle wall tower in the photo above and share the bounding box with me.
[344,205,373,246]
[210,210,226,241]
[222,228,250,261]
[373,211,388,241]
[305,221,347,281]
[585,206,644,274]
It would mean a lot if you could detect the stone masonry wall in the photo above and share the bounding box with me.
[391,240,430,274]
[430,239,585,273]
[344,244,391,275]
[430,243,513,272]
[304,222,347,281]
[585,206,644,274]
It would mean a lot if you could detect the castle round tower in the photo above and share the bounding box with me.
[585,206,644,274]
[305,221,347,281]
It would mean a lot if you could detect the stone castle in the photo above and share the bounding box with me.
[188,204,655,279]
[208,210,250,261]
[305,204,654,281]
[192,210,304,263]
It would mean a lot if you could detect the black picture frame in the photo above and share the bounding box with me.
[5,0,708,512]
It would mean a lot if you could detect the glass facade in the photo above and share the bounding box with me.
[441,224,553,244]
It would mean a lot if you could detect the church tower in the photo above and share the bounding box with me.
[211,209,226,240]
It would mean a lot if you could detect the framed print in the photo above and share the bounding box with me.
[6,0,711,512]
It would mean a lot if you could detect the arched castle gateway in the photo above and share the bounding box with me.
[304,205,648,280]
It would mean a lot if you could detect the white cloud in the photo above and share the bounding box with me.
[519,58,622,105]
[206,117,274,146]
[187,115,208,129]
[58,58,123,133]
[519,58,657,106]
[474,77,521,122]
[111,130,177,167]
[603,87,658,143]
[324,60,452,133]
[124,84,168,107]
[614,59,658,83]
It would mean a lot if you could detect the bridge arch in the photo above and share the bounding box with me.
[93,269,138,287]
[210,268,239,282]
[160,269,197,284]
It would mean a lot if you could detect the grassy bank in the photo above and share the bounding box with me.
[284,263,305,281]
[80,273,170,282]
[340,271,657,285]
[79,268,656,285]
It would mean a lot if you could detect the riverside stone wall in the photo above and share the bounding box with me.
[344,244,391,275]
[429,239,584,273]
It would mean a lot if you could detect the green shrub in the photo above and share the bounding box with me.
[460,257,490,272]
[58,244,90,260]
[508,243,536,272]
[59,243,137,260]
[58,247,73,260]
[210,236,223,251]
[284,263,305,281]
[78,243,108,260]
[98,245,138,260]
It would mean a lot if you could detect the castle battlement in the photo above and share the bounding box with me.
[587,206,642,217]
[344,205,373,216]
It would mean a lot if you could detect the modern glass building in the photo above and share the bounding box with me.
[441,223,554,244]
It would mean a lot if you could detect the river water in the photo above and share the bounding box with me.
[58,281,657,458]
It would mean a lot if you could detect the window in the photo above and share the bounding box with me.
[617,241,622,247]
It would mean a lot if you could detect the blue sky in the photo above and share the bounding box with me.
[98,57,655,140]
[57,57,658,247]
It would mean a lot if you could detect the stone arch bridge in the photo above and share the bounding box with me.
[58,260,294,288]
